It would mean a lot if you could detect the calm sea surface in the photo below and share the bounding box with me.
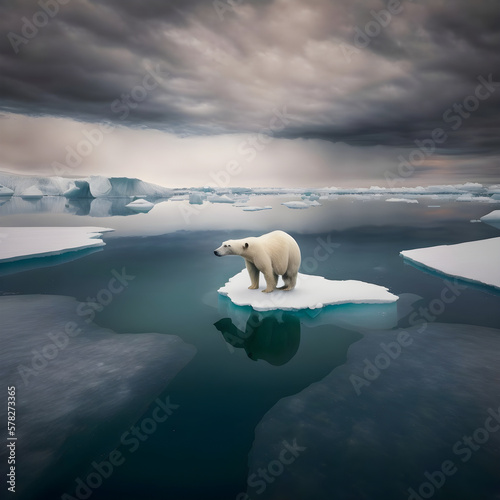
[1,195,499,500]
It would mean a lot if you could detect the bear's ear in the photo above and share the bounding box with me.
[244,242,249,249]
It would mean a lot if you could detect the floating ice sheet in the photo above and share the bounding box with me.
[0,184,14,196]
[241,205,273,211]
[0,294,196,498]
[207,194,235,203]
[125,198,155,212]
[20,186,44,199]
[217,270,398,311]
[0,226,113,263]
[481,210,500,222]
[282,201,311,209]
[385,197,418,203]
[480,210,500,230]
[401,237,500,290]
[247,322,500,500]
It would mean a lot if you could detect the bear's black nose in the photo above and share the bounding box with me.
[214,251,218,256]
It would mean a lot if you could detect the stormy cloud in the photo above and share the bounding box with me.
[0,0,499,185]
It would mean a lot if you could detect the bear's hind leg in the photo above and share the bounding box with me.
[278,272,296,291]
[277,272,290,290]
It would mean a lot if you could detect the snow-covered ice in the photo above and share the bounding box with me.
[125,198,155,212]
[0,294,196,497]
[0,226,113,263]
[386,198,418,204]
[282,201,311,209]
[0,185,14,196]
[63,180,92,198]
[479,209,500,230]
[207,194,235,203]
[401,237,500,289]
[2,171,500,201]
[456,193,496,203]
[20,186,44,199]
[481,210,500,223]
[189,192,205,204]
[0,171,172,198]
[88,175,172,198]
[218,270,398,311]
[241,206,272,212]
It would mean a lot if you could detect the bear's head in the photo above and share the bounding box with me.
[214,240,249,257]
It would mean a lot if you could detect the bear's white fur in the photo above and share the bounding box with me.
[214,230,301,293]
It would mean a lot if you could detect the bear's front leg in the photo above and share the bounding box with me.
[245,260,260,290]
[262,272,278,293]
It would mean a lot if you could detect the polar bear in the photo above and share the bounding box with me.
[214,230,301,293]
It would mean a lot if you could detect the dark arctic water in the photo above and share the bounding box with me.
[1,196,499,500]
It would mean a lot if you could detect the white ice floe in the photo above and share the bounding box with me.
[88,175,172,198]
[218,270,398,311]
[302,194,320,201]
[0,185,14,196]
[0,226,114,263]
[456,193,496,203]
[282,199,321,208]
[0,171,172,198]
[241,206,272,212]
[125,198,155,212]
[480,210,500,229]
[401,237,500,289]
[386,198,419,204]
[207,194,235,203]
[481,210,500,222]
[20,186,44,199]
[189,192,205,205]
[282,201,311,209]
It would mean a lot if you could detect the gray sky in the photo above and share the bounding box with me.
[1,0,499,187]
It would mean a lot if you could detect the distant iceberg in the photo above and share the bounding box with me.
[207,194,235,203]
[125,198,155,212]
[480,210,500,229]
[241,205,272,212]
[1,171,499,201]
[88,175,172,198]
[0,184,14,196]
[189,192,206,205]
[401,237,500,290]
[456,193,496,203]
[0,171,172,199]
[20,186,44,199]
[63,179,92,198]
[282,201,311,209]
[386,197,418,203]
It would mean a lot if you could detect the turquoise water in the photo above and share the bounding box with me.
[1,196,499,499]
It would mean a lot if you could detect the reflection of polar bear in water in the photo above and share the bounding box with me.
[214,230,301,293]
